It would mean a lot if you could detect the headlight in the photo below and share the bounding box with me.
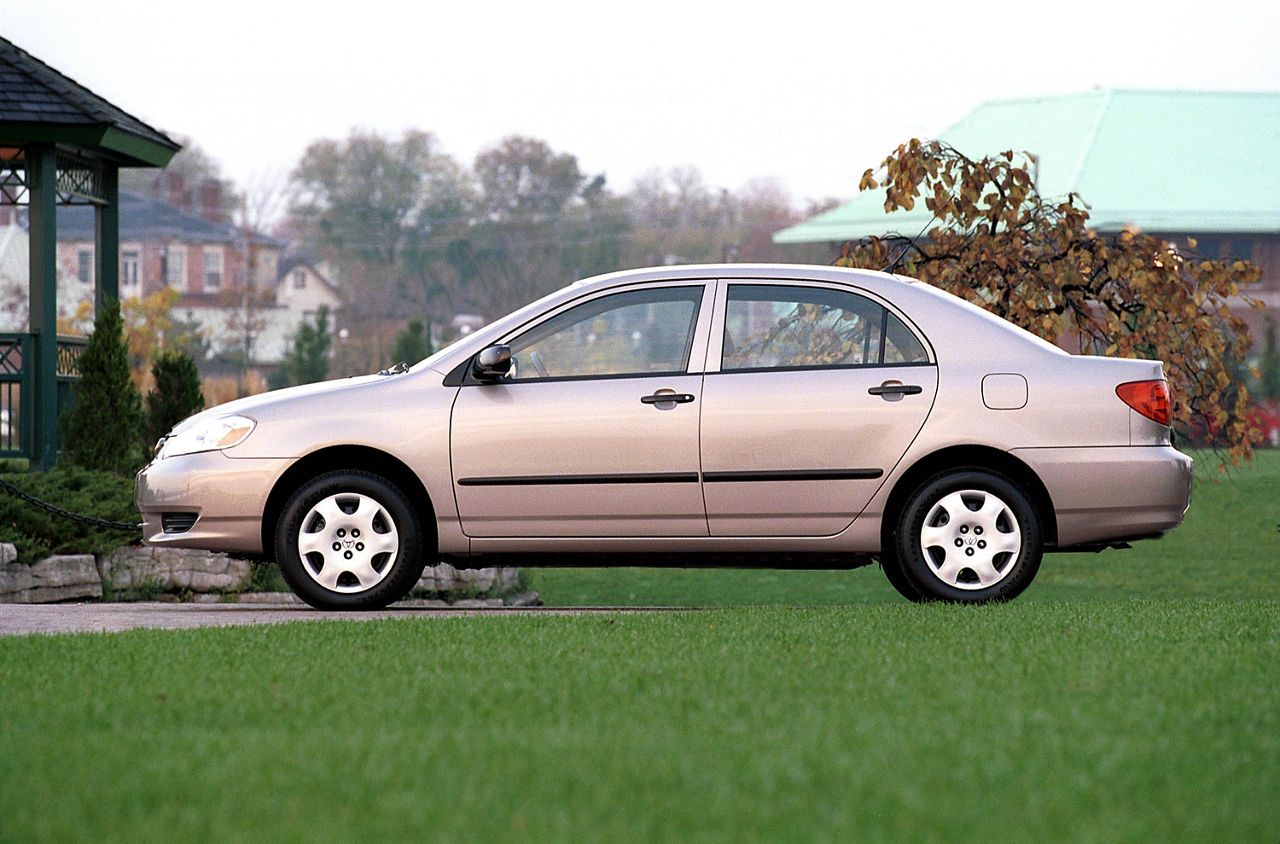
[157,415,256,459]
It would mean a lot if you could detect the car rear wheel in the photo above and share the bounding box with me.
[275,470,426,610]
[894,469,1042,603]
[878,548,924,602]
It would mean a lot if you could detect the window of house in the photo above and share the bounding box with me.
[121,250,140,290]
[722,284,928,370]
[76,249,93,284]
[203,249,223,290]
[166,248,186,290]
[293,270,306,289]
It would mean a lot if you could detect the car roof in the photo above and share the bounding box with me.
[569,263,913,292]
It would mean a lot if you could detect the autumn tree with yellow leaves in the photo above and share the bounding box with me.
[838,140,1263,465]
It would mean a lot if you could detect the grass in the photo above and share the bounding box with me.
[2,602,1278,841]
[0,450,1277,841]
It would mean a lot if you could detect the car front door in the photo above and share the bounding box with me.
[699,280,938,536]
[450,282,714,538]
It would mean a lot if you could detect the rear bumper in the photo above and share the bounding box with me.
[1010,445,1193,549]
[135,452,293,555]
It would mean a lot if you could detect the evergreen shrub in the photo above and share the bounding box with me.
[59,299,144,475]
[145,349,205,450]
[0,467,138,562]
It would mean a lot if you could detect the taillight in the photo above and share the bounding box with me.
[1117,380,1171,426]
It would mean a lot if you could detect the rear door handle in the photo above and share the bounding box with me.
[868,382,923,397]
[641,393,695,405]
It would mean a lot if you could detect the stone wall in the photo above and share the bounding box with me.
[102,547,253,595]
[0,544,102,603]
[0,543,535,605]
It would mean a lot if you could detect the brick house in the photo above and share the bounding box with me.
[51,183,341,372]
[55,184,280,303]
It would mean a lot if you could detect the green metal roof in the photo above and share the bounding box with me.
[775,89,1280,244]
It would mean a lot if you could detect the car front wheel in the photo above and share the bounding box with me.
[275,470,426,610]
[892,469,1042,603]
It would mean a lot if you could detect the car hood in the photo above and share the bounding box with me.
[167,374,392,435]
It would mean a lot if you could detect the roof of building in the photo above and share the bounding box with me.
[276,254,343,296]
[56,189,283,247]
[775,89,1280,244]
[0,36,180,167]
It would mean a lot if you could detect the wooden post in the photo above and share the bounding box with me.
[95,166,120,310]
[25,144,58,470]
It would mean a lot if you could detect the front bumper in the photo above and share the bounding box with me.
[1010,445,1194,549]
[135,452,294,555]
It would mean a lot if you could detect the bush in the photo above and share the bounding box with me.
[145,349,205,449]
[391,318,430,366]
[281,306,332,386]
[59,299,145,474]
[0,467,139,562]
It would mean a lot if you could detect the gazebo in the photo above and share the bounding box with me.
[0,36,179,469]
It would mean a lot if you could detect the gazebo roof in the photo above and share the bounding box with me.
[0,35,180,167]
[775,89,1280,244]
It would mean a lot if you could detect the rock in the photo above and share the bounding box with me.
[0,554,103,603]
[449,598,506,608]
[235,592,303,605]
[99,547,252,595]
[412,562,522,598]
[1,543,16,565]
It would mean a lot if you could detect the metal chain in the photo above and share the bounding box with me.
[0,476,141,532]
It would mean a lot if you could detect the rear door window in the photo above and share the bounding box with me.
[722,284,928,371]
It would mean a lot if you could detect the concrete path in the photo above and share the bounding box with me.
[0,602,662,636]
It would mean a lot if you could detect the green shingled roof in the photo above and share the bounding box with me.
[775,89,1280,244]
[0,35,180,167]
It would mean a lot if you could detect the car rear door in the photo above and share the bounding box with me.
[450,282,714,537]
[698,280,937,536]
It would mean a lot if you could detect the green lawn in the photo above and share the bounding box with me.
[1,450,1277,841]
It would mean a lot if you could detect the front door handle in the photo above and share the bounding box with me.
[868,382,923,397]
[641,392,696,405]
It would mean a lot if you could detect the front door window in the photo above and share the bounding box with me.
[506,286,704,381]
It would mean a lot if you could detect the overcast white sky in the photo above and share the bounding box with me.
[6,0,1280,206]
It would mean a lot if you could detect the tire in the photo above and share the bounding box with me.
[894,469,1042,603]
[275,470,426,610]
[878,548,924,603]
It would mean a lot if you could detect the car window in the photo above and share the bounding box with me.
[506,286,704,381]
[722,284,928,370]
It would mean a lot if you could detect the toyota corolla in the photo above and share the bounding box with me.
[136,264,1193,608]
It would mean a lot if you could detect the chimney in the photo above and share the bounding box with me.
[166,172,190,211]
[197,179,224,224]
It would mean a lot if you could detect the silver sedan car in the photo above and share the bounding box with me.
[136,264,1193,608]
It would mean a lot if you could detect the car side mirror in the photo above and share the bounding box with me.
[472,344,512,382]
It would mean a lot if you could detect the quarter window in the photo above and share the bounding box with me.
[722,284,928,370]
[506,286,703,381]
